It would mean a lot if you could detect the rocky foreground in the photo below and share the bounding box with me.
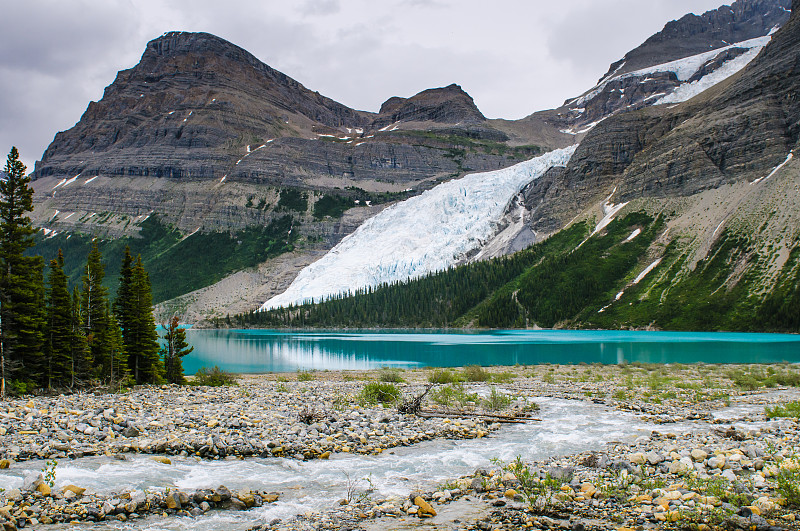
[0,364,799,530]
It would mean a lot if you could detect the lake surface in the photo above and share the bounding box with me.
[181,329,800,374]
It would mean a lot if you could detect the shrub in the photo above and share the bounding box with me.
[359,382,401,406]
[429,383,478,409]
[765,401,800,419]
[192,366,238,387]
[492,371,515,384]
[378,367,405,383]
[463,365,491,382]
[429,368,461,384]
[482,386,513,411]
[775,462,800,507]
[297,370,314,382]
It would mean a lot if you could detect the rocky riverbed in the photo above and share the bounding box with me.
[1,363,799,530]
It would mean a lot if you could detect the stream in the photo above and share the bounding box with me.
[1,397,661,530]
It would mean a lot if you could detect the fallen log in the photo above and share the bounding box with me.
[417,409,542,424]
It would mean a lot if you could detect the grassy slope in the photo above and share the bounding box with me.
[31,216,297,304]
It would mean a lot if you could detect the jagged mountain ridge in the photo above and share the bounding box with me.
[603,0,790,78]
[518,0,790,139]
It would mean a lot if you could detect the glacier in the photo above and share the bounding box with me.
[570,35,771,108]
[262,146,578,310]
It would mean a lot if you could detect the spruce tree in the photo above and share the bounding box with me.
[127,255,162,384]
[45,250,73,389]
[70,286,90,387]
[161,316,193,384]
[114,246,134,348]
[104,303,126,384]
[82,240,111,380]
[0,147,46,395]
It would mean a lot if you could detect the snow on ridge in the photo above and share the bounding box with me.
[571,35,771,108]
[261,146,578,310]
[654,42,767,105]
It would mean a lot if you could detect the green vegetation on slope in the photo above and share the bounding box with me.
[30,216,297,304]
[223,209,800,332]
[222,221,590,328]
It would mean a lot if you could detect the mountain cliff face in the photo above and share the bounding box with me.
[524,0,790,139]
[31,32,545,238]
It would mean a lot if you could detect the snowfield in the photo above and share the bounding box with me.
[261,146,578,310]
[570,35,771,108]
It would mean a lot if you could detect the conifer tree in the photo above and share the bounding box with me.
[70,286,90,387]
[127,255,162,384]
[114,246,134,347]
[103,302,126,384]
[0,147,46,395]
[45,250,73,389]
[161,315,193,384]
[82,240,111,380]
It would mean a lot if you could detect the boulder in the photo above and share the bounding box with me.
[413,496,436,517]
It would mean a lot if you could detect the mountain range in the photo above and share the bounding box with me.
[29,0,799,330]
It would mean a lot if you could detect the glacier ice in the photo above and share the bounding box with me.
[262,146,578,310]
[571,35,771,108]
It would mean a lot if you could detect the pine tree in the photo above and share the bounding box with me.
[127,255,162,384]
[82,240,111,380]
[70,286,90,387]
[114,246,134,349]
[0,147,46,395]
[161,316,193,384]
[103,303,126,385]
[45,250,73,389]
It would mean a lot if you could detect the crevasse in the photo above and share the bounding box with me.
[262,146,578,310]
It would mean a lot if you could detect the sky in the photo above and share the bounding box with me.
[1,0,727,170]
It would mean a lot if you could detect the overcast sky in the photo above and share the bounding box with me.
[1,0,727,170]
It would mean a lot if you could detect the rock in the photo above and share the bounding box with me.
[263,493,279,503]
[645,451,664,465]
[0,459,9,469]
[36,483,51,496]
[122,426,140,438]
[413,496,437,517]
[237,490,255,507]
[504,489,517,499]
[62,484,87,496]
[691,449,708,462]
[151,456,172,465]
[547,466,574,481]
[165,492,181,509]
[21,472,43,492]
[629,452,646,465]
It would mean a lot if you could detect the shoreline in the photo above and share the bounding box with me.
[1,363,799,530]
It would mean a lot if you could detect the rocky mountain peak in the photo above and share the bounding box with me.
[602,0,790,79]
[374,83,486,128]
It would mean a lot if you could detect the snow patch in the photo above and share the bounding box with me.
[625,228,641,242]
[571,36,770,108]
[593,197,629,236]
[751,152,794,185]
[655,43,767,105]
[83,176,98,185]
[261,146,578,310]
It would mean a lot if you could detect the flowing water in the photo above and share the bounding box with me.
[1,397,658,530]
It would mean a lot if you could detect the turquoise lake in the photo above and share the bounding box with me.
[180,329,800,374]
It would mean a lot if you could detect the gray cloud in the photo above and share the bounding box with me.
[299,0,342,16]
[0,0,741,170]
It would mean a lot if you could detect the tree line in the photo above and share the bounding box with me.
[1,147,192,396]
